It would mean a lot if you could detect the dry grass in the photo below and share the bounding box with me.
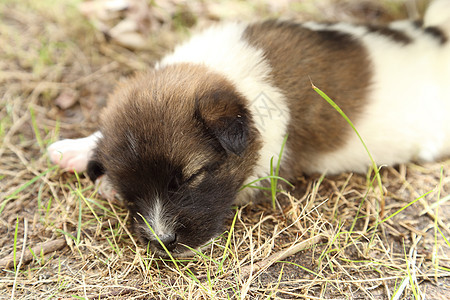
[1,0,449,299]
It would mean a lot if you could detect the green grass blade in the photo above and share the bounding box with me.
[376,190,432,227]
[437,226,450,247]
[0,166,57,214]
[312,84,385,211]
[29,106,44,151]
[219,208,239,271]
[137,212,181,273]
[241,175,294,190]
[13,216,19,271]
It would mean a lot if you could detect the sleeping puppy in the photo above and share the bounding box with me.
[48,0,450,257]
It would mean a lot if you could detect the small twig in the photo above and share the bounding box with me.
[72,61,119,88]
[0,238,66,269]
[198,234,327,281]
[239,234,327,279]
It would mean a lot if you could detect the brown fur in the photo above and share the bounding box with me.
[243,20,372,176]
[91,63,262,251]
[98,63,262,193]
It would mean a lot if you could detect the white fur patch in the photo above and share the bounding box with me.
[145,198,175,242]
[158,23,290,203]
[47,131,102,172]
[424,0,450,33]
[301,21,450,174]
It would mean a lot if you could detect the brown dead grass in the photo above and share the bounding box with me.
[0,0,449,299]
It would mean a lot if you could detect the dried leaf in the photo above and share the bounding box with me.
[55,89,78,110]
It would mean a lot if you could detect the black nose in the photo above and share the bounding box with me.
[154,233,177,252]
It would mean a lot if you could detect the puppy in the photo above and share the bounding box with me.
[48,0,450,256]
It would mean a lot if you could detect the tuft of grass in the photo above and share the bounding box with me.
[241,134,294,209]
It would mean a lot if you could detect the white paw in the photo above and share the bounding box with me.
[48,139,91,172]
[47,132,101,173]
[95,175,118,200]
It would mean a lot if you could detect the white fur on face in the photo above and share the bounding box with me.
[144,197,176,243]
[47,131,102,172]
[158,23,290,203]
[301,18,450,174]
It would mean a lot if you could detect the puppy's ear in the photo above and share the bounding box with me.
[197,88,250,156]
[87,150,105,182]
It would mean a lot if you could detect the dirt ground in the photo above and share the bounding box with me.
[1,0,449,299]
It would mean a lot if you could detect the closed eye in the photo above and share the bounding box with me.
[167,161,224,194]
[184,161,222,186]
[167,167,205,193]
[184,168,206,185]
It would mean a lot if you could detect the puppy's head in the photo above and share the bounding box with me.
[87,64,260,256]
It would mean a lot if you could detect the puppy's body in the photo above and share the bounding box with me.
[48,1,450,256]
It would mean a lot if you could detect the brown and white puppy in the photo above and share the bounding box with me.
[48,0,450,256]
